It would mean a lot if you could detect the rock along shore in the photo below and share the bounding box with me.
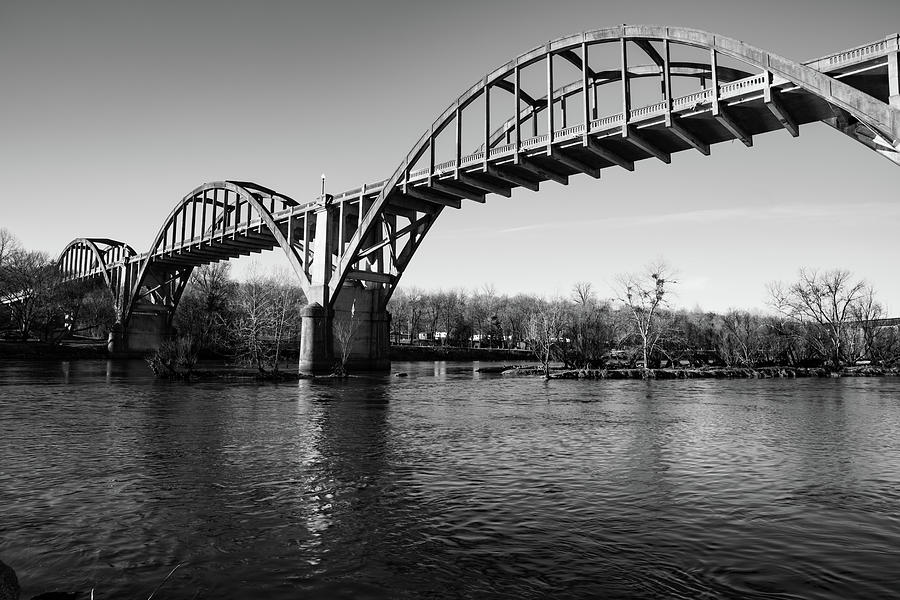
[476,365,899,379]
[544,366,900,379]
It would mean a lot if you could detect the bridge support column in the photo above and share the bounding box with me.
[107,322,124,353]
[113,308,172,354]
[332,286,390,372]
[889,49,900,109]
[297,198,390,375]
[298,288,391,375]
[299,302,331,374]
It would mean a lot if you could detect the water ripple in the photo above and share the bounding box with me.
[2,360,900,599]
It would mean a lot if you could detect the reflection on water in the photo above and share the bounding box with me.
[2,360,900,599]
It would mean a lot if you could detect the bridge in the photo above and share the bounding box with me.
[49,25,900,374]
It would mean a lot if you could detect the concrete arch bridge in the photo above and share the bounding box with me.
[53,26,900,373]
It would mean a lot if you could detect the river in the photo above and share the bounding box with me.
[1,359,899,599]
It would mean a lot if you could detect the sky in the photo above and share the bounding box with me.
[2,0,899,313]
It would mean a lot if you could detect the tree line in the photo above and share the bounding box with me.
[390,262,898,374]
[3,226,897,374]
[0,228,114,341]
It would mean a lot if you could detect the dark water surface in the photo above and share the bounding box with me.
[2,359,900,599]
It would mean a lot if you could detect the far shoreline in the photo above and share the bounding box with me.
[2,340,898,381]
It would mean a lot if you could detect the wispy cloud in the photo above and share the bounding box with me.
[435,202,900,238]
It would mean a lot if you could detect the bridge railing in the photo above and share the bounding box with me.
[325,34,898,204]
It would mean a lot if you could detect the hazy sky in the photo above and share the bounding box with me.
[2,0,899,312]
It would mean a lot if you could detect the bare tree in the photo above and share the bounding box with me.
[388,287,424,344]
[269,274,304,372]
[849,284,883,363]
[769,268,867,367]
[0,249,58,338]
[718,310,767,367]
[333,299,361,376]
[231,267,303,373]
[527,299,568,378]
[614,261,676,372]
[174,263,237,353]
[234,270,274,372]
[571,281,595,307]
[0,228,20,270]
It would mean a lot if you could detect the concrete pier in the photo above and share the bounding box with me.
[108,308,171,354]
[299,302,331,374]
[298,289,391,376]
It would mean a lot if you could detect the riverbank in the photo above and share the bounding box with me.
[0,339,108,359]
[0,341,532,362]
[389,345,534,361]
[483,365,900,379]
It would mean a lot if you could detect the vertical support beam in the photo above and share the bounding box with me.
[427,124,435,186]
[888,49,900,109]
[374,217,384,275]
[581,41,589,145]
[338,198,345,258]
[358,185,365,232]
[303,212,312,279]
[309,205,334,307]
[402,158,408,194]
[220,190,228,243]
[454,104,462,177]
[592,78,598,119]
[663,39,672,121]
[546,49,554,153]
[514,64,521,164]
[210,189,218,245]
[710,47,720,115]
[620,37,630,134]
[385,214,397,272]
[190,198,197,242]
[200,191,208,247]
[287,207,294,247]
[232,198,240,239]
[483,79,490,171]
[180,204,187,248]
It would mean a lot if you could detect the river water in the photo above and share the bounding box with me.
[2,359,900,599]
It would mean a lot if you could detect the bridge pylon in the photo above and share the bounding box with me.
[299,199,390,375]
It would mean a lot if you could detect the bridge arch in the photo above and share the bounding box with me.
[123,180,310,328]
[332,25,900,312]
[57,238,136,294]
